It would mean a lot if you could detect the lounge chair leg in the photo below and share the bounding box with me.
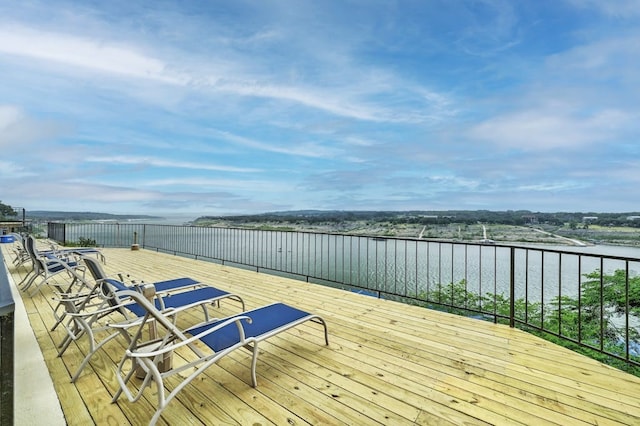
[58,335,73,355]
[20,274,37,291]
[18,269,34,286]
[28,282,44,297]
[57,322,84,355]
[250,342,259,387]
[71,333,121,382]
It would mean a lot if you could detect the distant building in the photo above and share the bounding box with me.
[1,220,22,235]
[583,216,598,222]
[627,216,640,221]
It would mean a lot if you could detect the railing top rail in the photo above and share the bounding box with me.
[129,224,640,262]
[507,244,640,262]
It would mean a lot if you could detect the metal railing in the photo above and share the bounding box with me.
[0,248,15,425]
[49,222,640,371]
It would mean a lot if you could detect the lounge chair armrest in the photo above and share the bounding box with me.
[127,315,253,358]
[65,303,129,319]
[52,291,95,302]
[42,256,84,269]
[108,308,180,330]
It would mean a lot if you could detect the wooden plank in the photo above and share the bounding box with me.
[27,310,96,425]
[5,245,640,426]
[321,304,640,423]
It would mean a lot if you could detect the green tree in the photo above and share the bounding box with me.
[421,270,640,375]
[581,269,640,317]
[0,201,17,218]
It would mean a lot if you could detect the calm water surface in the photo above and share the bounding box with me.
[63,222,640,306]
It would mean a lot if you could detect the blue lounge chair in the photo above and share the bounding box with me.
[55,256,245,382]
[19,235,88,296]
[110,290,329,425]
[80,255,245,318]
[9,233,30,267]
[82,255,204,295]
[15,234,104,277]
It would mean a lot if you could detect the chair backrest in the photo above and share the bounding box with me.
[82,256,122,308]
[83,255,106,282]
[25,235,35,258]
[82,256,151,315]
[25,235,45,274]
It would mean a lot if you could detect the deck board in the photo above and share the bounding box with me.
[4,245,640,425]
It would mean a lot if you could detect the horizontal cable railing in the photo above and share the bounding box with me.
[49,222,640,371]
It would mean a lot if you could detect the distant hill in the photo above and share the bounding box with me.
[27,211,162,221]
[195,209,640,227]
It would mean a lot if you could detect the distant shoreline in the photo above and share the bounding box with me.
[193,220,640,247]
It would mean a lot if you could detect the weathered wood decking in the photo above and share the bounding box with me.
[4,245,640,425]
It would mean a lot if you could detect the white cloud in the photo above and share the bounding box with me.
[424,174,481,191]
[85,155,261,173]
[566,0,640,18]
[0,20,453,124]
[139,177,295,192]
[207,129,342,158]
[469,108,632,151]
[546,35,640,84]
[516,182,584,192]
[0,25,186,85]
[468,26,640,152]
[0,104,67,148]
[0,105,21,128]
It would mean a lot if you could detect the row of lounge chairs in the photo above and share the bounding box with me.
[8,234,329,425]
[10,233,104,296]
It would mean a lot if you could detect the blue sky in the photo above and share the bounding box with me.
[1,0,639,217]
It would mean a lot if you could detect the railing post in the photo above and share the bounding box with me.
[131,231,140,251]
[510,246,515,328]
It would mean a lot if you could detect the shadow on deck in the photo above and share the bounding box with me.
[4,246,640,425]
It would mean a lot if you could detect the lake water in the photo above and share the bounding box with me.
[59,222,640,306]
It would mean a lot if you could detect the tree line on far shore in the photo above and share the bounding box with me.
[196,209,640,228]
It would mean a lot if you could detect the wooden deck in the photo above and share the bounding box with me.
[5,245,640,425]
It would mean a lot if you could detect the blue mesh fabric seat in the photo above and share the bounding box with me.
[190,302,313,352]
[110,291,329,426]
[102,277,243,317]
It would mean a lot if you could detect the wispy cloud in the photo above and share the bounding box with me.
[566,0,640,18]
[139,177,296,193]
[0,25,185,84]
[0,105,68,149]
[85,155,261,173]
[0,20,450,124]
[203,128,343,158]
[469,108,633,150]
